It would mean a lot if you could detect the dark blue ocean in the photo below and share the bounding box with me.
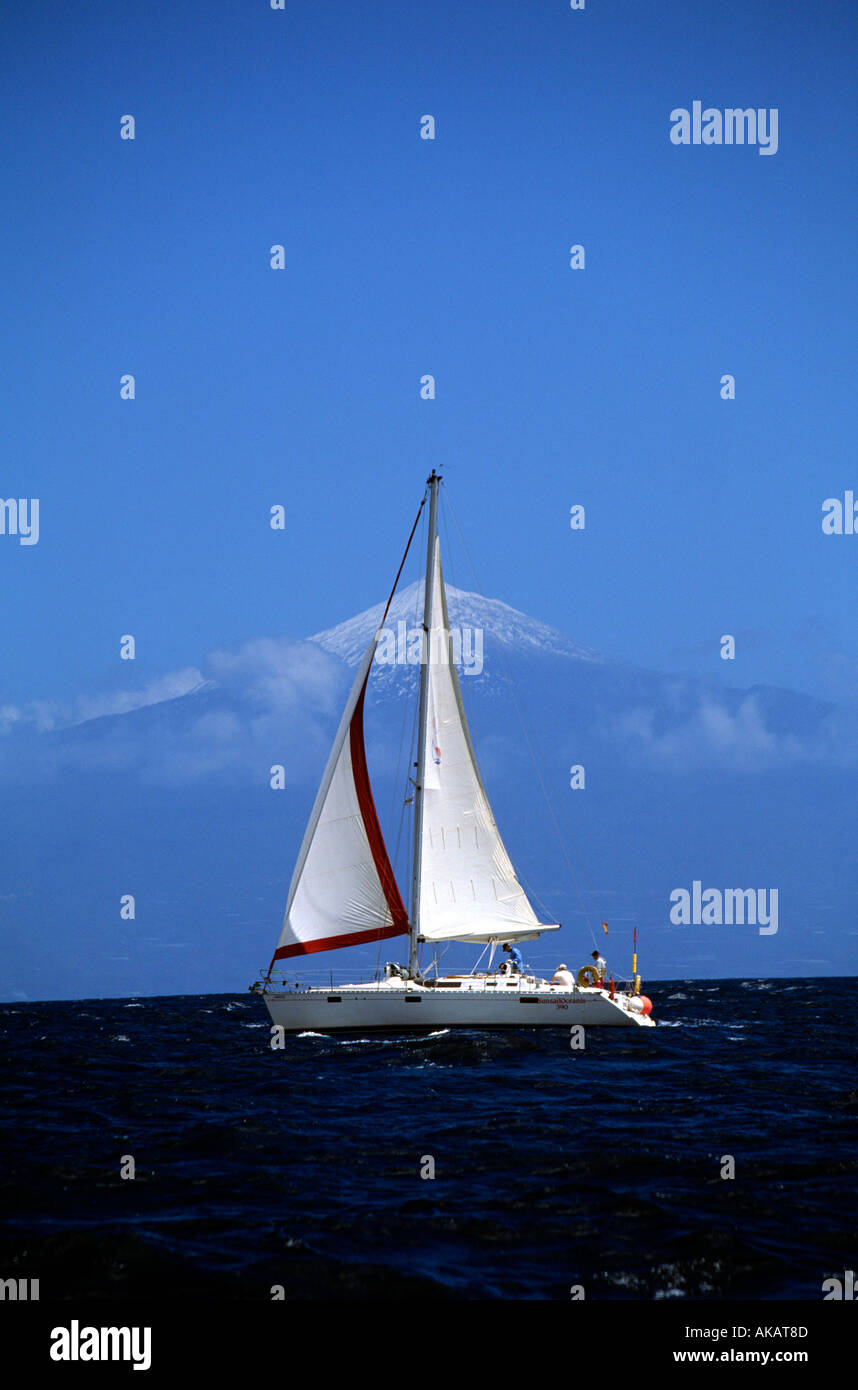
[1,978,856,1301]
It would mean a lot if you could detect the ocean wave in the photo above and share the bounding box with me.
[1,980,850,1302]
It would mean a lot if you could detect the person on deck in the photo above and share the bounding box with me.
[591,950,607,983]
[551,963,575,987]
[502,943,523,974]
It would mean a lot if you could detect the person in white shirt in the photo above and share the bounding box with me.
[591,950,607,982]
[551,963,575,987]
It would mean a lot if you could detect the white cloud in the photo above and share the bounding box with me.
[73,669,209,723]
[611,693,857,770]
[0,705,22,732]
[0,669,208,734]
[207,637,343,716]
[0,636,351,785]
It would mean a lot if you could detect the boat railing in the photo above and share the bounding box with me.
[251,968,401,993]
[251,968,306,993]
[250,966,643,995]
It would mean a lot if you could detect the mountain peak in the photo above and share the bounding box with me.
[308,579,604,671]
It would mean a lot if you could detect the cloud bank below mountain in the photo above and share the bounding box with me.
[0,590,855,785]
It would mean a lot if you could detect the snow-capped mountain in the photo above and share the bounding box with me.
[310,579,604,677]
[0,583,855,1001]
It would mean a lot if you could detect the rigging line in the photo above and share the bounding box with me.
[421,947,445,978]
[441,482,601,950]
[390,553,423,881]
[429,940,449,979]
[470,942,490,975]
[405,555,426,971]
[386,512,424,833]
[515,866,560,927]
[388,513,426,932]
[387,673,413,827]
[378,491,427,628]
[363,490,426,982]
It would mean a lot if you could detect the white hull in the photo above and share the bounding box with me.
[262,975,655,1032]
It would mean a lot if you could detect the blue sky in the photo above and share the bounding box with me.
[1,1,857,999]
[2,0,856,705]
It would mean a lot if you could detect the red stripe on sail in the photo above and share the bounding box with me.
[272,920,406,962]
[264,499,425,977]
[268,673,409,968]
[349,677,410,931]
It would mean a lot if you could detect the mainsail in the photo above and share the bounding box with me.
[416,538,559,946]
[269,635,409,963]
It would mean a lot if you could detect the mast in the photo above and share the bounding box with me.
[409,469,441,977]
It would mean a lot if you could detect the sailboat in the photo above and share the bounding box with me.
[255,471,655,1030]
